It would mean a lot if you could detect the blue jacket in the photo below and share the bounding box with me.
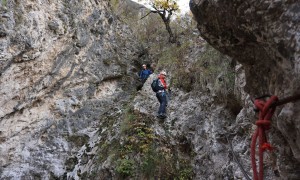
[139,69,152,80]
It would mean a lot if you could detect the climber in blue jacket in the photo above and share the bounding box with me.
[139,64,152,84]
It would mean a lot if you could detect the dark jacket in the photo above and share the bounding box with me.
[139,69,152,80]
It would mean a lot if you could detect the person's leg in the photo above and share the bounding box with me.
[156,93,162,114]
[159,92,167,115]
[165,92,169,107]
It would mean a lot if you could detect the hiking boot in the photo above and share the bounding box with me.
[157,114,167,119]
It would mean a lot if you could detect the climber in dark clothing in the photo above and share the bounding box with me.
[156,71,168,119]
[139,64,152,84]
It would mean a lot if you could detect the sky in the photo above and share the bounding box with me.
[131,0,190,14]
[177,0,190,14]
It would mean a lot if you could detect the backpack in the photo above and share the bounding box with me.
[151,78,160,92]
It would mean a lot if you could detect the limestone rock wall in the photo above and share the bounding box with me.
[0,0,140,179]
[2,0,299,179]
[190,0,300,179]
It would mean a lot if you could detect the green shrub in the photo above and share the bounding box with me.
[178,167,193,180]
[1,0,7,7]
[116,158,135,177]
[199,45,235,96]
[99,107,195,179]
[141,149,159,177]
[120,107,137,132]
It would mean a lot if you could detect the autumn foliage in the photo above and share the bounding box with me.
[152,0,179,11]
[141,0,179,43]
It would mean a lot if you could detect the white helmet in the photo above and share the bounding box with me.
[160,71,167,76]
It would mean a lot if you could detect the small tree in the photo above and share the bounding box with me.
[141,0,179,43]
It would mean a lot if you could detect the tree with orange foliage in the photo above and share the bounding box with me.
[141,0,179,43]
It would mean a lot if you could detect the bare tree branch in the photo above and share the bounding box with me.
[140,11,155,20]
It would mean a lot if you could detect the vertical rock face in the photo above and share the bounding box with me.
[1,0,299,179]
[0,0,139,179]
[190,0,300,179]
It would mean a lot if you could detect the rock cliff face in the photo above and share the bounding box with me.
[0,0,141,179]
[1,0,298,179]
[190,0,300,179]
[0,0,244,179]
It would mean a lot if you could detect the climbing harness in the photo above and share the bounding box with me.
[251,93,300,180]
